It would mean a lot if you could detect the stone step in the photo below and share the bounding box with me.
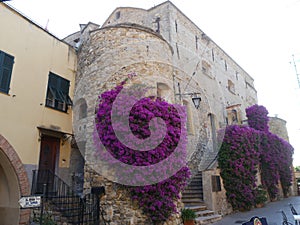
[183,189,202,193]
[182,193,203,197]
[182,189,203,196]
[195,209,215,217]
[182,195,203,200]
[184,185,203,189]
[184,205,207,211]
[191,177,202,180]
[195,214,222,225]
[189,182,203,186]
[182,198,204,205]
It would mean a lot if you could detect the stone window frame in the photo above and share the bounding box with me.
[227,79,235,94]
[183,99,194,135]
[201,60,214,79]
[156,82,172,102]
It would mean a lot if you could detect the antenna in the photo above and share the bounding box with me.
[291,54,300,89]
[45,19,49,31]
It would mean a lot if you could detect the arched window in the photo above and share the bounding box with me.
[226,104,241,125]
[75,98,87,120]
[157,82,171,102]
[79,102,87,119]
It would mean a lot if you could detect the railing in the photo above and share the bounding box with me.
[31,170,100,225]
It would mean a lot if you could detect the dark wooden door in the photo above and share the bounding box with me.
[39,136,59,172]
[37,136,60,194]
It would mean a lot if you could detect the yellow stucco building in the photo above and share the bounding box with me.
[0,3,78,224]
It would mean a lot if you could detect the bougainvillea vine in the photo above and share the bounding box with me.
[218,125,261,210]
[219,104,294,211]
[94,78,191,223]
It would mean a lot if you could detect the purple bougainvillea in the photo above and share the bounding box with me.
[247,105,294,199]
[218,125,261,210]
[246,104,269,132]
[260,132,294,199]
[219,104,294,211]
[94,79,191,223]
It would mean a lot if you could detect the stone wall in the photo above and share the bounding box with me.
[84,167,183,225]
[202,169,232,216]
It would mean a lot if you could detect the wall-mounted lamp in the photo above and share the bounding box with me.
[176,92,201,109]
[62,133,73,145]
[192,94,201,109]
[175,82,201,109]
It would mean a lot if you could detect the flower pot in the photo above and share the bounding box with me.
[255,203,264,208]
[183,220,195,225]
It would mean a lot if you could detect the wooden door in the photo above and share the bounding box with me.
[39,136,59,172]
[37,136,60,194]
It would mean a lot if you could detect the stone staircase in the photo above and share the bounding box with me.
[182,172,222,225]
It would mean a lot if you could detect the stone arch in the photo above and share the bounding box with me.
[0,134,30,225]
[74,98,88,120]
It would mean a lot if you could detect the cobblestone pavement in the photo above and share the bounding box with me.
[211,196,300,225]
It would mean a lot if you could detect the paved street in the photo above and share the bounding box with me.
[211,196,300,225]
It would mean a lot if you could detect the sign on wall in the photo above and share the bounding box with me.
[19,196,41,208]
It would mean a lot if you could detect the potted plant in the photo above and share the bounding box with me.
[254,185,268,208]
[181,208,196,225]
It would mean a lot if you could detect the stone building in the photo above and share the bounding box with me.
[65,1,258,223]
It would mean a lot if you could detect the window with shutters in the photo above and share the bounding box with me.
[0,50,14,94]
[45,72,72,112]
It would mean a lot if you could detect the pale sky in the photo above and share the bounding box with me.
[7,0,300,165]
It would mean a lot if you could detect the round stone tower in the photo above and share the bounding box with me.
[73,24,188,224]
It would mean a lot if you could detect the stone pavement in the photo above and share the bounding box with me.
[211,196,300,225]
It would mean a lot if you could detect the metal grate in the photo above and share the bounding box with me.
[31,170,100,225]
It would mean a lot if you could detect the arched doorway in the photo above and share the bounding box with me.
[0,150,20,225]
[0,135,30,225]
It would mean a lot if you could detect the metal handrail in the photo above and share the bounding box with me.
[31,169,100,224]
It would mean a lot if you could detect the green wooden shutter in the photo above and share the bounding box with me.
[46,72,71,111]
[0,51,14,94]
[58,76,70,104]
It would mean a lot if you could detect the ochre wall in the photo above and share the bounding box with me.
[0,3,76,165]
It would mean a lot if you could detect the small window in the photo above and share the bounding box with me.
[155,17,160,33]
[212,175,221,192]
[0,50,14,94]
[226,105,241,125]
[202,60,213,78]
[235,71,239,80]
[46,72,72,112]
[228,79,235,94]
[79,100,87,119]
[116,11,121,20]
[157,82,171,102]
